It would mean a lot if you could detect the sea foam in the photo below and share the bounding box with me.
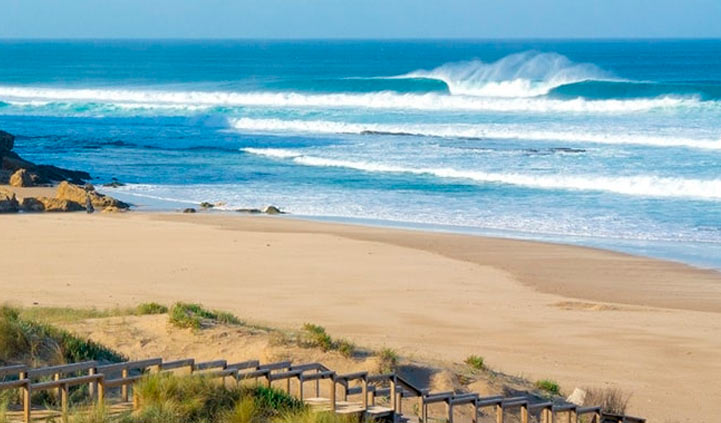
[242,148,721,201]
[230,118,721,151]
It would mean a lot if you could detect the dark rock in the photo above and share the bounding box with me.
[21,197,45,212]
[0,130,13,152]
[200,202,215,209]
[236,208,262,214]
[263,205,283,215]
[103,180,126,188]
[0,188,19,213]
[183,208,197,213]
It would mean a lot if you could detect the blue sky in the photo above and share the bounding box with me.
[2,0,720,39]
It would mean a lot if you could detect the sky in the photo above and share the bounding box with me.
[1,0,720,39]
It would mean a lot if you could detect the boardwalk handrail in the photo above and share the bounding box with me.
[0,357,646,423]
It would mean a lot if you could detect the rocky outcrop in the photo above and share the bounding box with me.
[9,169,36,187]
[0,130,91,185]
[56,181,129,210]
[35,197,85,212]
[0,188,20,213]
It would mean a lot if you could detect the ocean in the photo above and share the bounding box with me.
[0,39,719,268]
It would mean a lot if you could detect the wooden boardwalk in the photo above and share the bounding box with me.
[0,358,645,423]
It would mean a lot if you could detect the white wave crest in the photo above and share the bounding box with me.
[402,51,609,97]
[0,85,700,114]
[242,147,721,201]
[230,118,721,151]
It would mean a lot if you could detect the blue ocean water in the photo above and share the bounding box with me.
[1,40,720,268]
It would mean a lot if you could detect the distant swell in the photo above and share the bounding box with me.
[0,85,704,114]
[230,118,721,151]
[242,148,721,201]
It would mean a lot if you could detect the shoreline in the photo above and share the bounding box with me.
[2,211,721,421]
[102,188,721,273]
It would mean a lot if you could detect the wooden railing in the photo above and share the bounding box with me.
[0,358,646,423]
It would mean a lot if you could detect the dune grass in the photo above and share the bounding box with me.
[132,373,303,423]
[584,387,630,414]
[168,303,242,330]
[377,348,399,374]
[17,302,170,325]
[464,355,485,371]
[300,324,355,358]
[535,379,561,396]
[0,305,125,366]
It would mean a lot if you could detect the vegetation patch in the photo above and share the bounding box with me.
[169,303,242,329]
[133,373,303,423]
[535,379,561,396]
[377,348,399,374]
[464,355,485,370]
[0,305,125,366]
[584,387,630,414]
[300,324,355,357]
[136,302,169,315]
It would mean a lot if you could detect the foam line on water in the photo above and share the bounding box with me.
[230,118,721,151]
[242,148,721,201]
[0,85,704,114]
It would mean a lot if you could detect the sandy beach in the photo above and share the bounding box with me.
[1,208,720,422]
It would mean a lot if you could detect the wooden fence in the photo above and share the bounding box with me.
[0,358,646,423]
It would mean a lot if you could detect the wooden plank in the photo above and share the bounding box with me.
[28,361,98,378]
[0,378,29,390]
[193,360,227,371]
[227,360,260,371]
[161,359,195,371]
[258,361,291,371]
[0,365,27,378]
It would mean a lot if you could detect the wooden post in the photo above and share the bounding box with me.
[390,377,397,412]
[61,383,69,423]
[299,377,304,401]
[342,383,348,401]
[521,404,528,423]
[472,401,478,423]
[264,375,271,388]
[22,380,31,423]
[418,397,424,422]
[286,377,291,394]
[315,369,320,398]
[370,389,376,406]
[594,410,601,423]
[88,367,97,399]
[569,409,577,423]
[54,373,61,399]
[422,403,428,423]
[361,379,368,410]
[397,393,403,414]
[447,402,453,423]
[329,378,336,411]
[495,403,503,423]
[121,368,129,402]
[97,375,105,402]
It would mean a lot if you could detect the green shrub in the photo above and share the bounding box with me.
[535,379,561,396]
[136,303,169,315]
[133,373,303,423]
[0,305,124,365]
[335,339,355,358]
[464,355,485,370]
[169,303,241,330]
[377,348,399,374]
[301,324,333,351]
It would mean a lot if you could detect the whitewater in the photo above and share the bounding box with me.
[1,40,720,268]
